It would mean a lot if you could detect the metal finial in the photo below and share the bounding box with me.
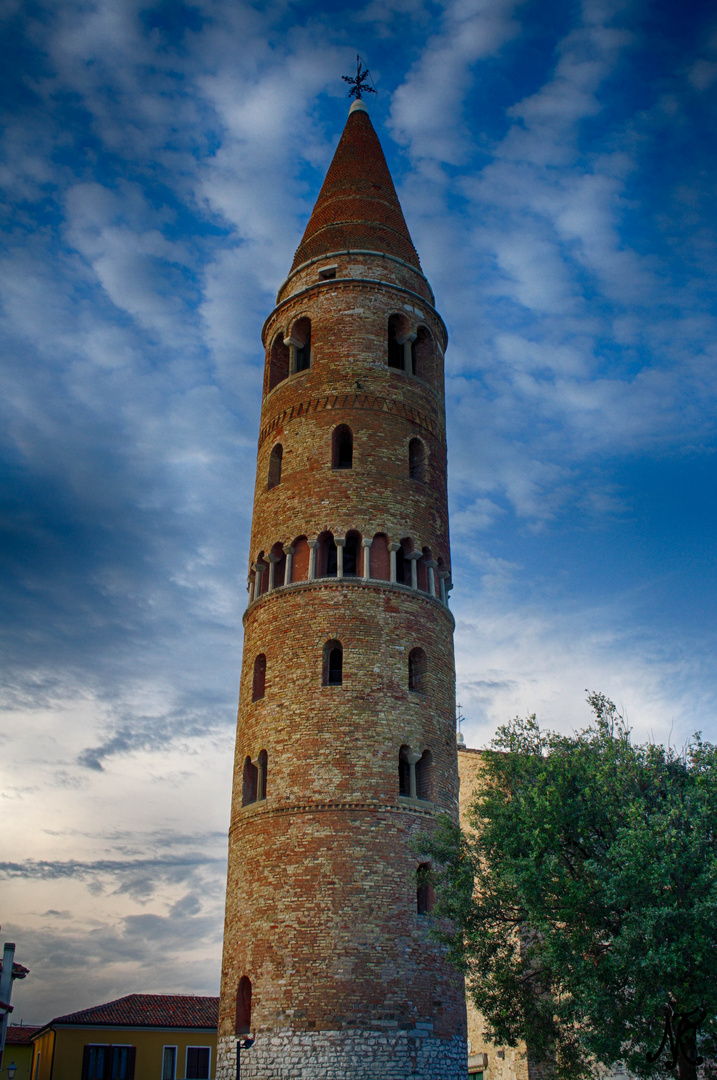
[342,54,377,101]
[456,703,465,744]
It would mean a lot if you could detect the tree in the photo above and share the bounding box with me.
[422,695,717,1080]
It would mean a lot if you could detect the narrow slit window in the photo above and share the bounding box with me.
[268,444,283,489]
[324,640,343,686]
[408,648,427,693]
[252,655,266,701]
[332,425,353,470]
[257,749,268,801]
[236,976,252,1035]
[417,862,434,915]
[399,745,411,796]
[408,438,425,481]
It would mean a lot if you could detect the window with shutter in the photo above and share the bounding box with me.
[162,1046,177,1080]
[185,1046,211,1080]
[109,1046,135,1080]
[82,1045,108,1080]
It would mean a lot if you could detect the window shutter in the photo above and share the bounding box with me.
[125,1047,136,1080]
[82,1047,91,1080]
[186,1047,198,1078]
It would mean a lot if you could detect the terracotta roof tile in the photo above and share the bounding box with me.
[50,994,218,1029]
[292,106,420,271]
[6,1026,42,1045]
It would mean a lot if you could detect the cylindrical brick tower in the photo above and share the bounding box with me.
[217,97,467,1080]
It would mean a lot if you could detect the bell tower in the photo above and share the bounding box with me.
[217,92,467,1080]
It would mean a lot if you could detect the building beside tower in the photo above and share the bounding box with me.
[217,96,467,1079]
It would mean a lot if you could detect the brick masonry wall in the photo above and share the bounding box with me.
[219,138,466,1078]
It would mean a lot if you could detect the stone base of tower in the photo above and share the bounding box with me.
[216,1030,467,1080]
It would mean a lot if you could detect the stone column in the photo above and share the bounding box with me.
[253,561,267,601]
[426,559,438,598]
[335,537,346,579]
[283,544,294,586]
[267,553,280,592]
[389,542,400,583]
[402,332,417,374]
[407,550,421,590]
[438,569,450,605]
[284,335,301,375]
[361,538,372,579]
[307,539,318,580]
[408,750,421,799]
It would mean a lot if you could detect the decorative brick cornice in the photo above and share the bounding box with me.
[243,576,455,628]
[258,390,441,449]
[262,276,447,347]
[277,248,435,306]
[230,797,437,836]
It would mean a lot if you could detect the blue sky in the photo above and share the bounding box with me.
[2,0,716,1022]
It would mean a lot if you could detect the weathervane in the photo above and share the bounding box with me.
[343,54,377,101]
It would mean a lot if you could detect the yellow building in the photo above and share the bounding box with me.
[5,1025,41,1080]
[30,995,218,1080]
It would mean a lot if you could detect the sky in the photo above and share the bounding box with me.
[2,0,716,1024]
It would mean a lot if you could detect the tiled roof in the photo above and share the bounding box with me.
[292,105,421,272]
[50,994,218,1029]
[7,1025,42,1045]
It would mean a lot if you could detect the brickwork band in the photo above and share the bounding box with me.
[218,97,467,1079]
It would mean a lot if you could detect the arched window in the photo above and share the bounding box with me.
[269,541,286,589]
[323,639,343,686]
[387,314,407,369]
[332,424,353,470]
[255,550,268,596]
[370,533,390,581]
[408,438,425,482]
[317,531,337,578]
[292,316,311,373]
[290,535,310,581]
[257,749,267,801]
[415,749,433,800]
[418,547,432,592]
[408,647,427,693]
[242,756,258,806]
[268,444,283,489]
[417,863,434,915]
[343,530,361,577]
[399,745,411,796]
[268,333,290,391]
[252,655,266,701]
[236,976,252,1035]
[412,326,433,380]
[397,538,413,586]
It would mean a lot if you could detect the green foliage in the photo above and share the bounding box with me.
[421,695,717,1080]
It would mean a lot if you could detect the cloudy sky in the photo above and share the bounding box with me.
[2,0,716,1023]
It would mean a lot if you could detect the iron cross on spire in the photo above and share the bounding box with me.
[342,54,377,100]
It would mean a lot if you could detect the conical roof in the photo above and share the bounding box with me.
[291,101,421,271]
